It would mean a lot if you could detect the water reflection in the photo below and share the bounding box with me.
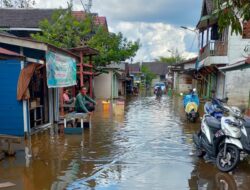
[1,95,250,189]
[188,159,250,190]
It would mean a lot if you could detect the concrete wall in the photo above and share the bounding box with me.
[216,72,225,99]
[178,74,193,93]
[225,68,250,108]
[112,74,119,99]
[94,72,112,99]
[228,28,250,65]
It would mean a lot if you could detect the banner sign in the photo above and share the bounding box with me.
[46,51,76,88]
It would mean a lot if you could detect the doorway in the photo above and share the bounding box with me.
[28,66,49,128]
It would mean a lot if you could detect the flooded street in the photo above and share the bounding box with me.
[1,95,250,189]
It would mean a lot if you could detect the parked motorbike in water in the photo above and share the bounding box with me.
[216,107,250,172]
[181,89,199,122]
[193,98,250,172]
[204,97,228,120]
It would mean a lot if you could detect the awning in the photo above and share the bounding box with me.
[197,56,228,70]
[220,58,249,71]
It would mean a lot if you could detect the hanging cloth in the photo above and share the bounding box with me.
[17,63,38,100]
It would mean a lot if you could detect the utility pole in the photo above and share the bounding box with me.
[79,0,92,13]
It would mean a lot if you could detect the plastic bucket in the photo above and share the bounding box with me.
[102,101,110,111]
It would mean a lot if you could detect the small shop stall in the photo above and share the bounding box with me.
[0,33,79,137]
[59,46,99,116]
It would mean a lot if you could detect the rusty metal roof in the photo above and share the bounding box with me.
[0,47,23,57]
[69,46,99,56]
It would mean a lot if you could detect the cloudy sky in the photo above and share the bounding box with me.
[35,0,202,62]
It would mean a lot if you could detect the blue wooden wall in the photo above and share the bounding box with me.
[0,60,24,136]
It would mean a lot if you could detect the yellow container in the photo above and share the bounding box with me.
[102,101,110,111]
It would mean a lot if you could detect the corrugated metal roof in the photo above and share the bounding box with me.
[0,9,108,32]
[142,62,168,75]
[220,58,250,70]
[0,47,23,57]
[0,9,55,28]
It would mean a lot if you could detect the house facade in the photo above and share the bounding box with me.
[196,0,250,107]
[171,58,197,93]
[141,62,168,86]
[0,33,79,136]
[94,62,127,99]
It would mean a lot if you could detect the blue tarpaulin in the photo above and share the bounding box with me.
[183,94,199,107]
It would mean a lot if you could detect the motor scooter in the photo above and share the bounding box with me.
[204,97,229,120]
[194,99,250,172]
[216,110,250,172]
[155,86,163,98]
[181,89,199,122]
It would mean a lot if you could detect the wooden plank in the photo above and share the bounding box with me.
[83,71,93,75]
[77,71,93,75]
[0,135,22,142]
[77,64,93,68]
[0,182,15,188]
[64,128,83,134]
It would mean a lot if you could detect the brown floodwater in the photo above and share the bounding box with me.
[1,94,250,190]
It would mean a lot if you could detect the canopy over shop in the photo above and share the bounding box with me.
[0,33,79,136]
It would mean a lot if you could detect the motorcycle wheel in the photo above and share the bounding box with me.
[216,144,240,172]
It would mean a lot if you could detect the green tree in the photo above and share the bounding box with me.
[2,0,35,8]
[141,65,156,86]
[87,27,139,66]
[158,48,184,65]
[214,0,250,34]
[32,5,139,68]
[32,7,92,48]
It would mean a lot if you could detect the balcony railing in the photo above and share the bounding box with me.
[199,41,228,61]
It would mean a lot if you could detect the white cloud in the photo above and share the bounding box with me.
[34,0,199,62]
[110,22,197,62]
[35,0,68,8]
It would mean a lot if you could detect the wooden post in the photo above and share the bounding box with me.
[60,88,64,116]
[247,91,250,116]
[80,51,84,87]
[90,55,93,97]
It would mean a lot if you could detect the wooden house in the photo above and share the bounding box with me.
[170,57,197,93]
[196,0,250,101]
[0,33,79,136]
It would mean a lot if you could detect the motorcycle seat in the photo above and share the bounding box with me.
[205,116,221,130]
[244,116,250,128]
